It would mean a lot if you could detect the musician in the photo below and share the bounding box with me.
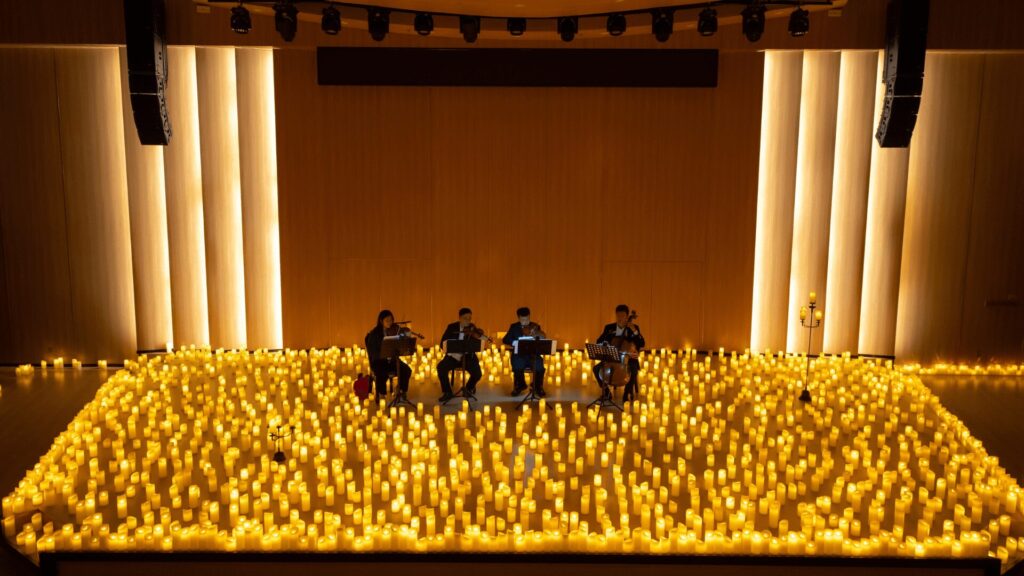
[593,304,645,402]
[502,307,546,397]
[436,307,485,402]
[365,310,414,401]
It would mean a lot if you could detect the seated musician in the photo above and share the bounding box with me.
[436,307,485,402]
[592,304,645,403]
[502,307,546,397]
[364,310,414,402]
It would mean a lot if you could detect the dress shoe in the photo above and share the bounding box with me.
[438,392,455,403]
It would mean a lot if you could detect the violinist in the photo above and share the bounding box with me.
[365,310,421,402]
[502,307,547,397]
[593,304,645,403]
[436,307,488,402]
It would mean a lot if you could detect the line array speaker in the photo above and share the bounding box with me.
[124,0,172,145]
[875,0,930,148]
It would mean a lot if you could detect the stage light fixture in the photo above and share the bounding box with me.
[460,15,481,43]
[557,16,578,42]
[230,3,251,34]
[651,9,673,42]
[507,17,526,36]
[697,6,717,37]
[742,1,766,42]
[788,6,810,37]
[606,13,626,36]
[321,4,341,35]
[367,7,390,41]
[414,12,434,35]
[274,0,298,42]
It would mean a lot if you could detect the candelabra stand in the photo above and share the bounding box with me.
[269,424,296,463]
[799,299,822,403]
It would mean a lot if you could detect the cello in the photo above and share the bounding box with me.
[599,310,639,390]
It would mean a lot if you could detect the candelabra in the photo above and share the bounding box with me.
[798,292,823,403]
[269,424,296,463]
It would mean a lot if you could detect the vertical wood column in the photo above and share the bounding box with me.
[858,52,910,357]
[750,51,803,353]
[118,47,173,352]
[54,47,137,362]
[895,54,985,361]
[196,46,247,349]
[163,46,210,348]
[786,51,841,354]
[822,51,877,354]
[236,48,283,350]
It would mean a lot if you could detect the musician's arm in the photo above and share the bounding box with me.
[631,325,646,351]
[502,324,518,347]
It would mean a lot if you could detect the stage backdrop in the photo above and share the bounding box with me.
[273,50,763,352]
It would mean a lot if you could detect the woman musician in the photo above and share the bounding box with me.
[436,307,489,402]
[502,306,547,397]
[365,310,423,402]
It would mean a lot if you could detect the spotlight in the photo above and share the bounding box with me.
[230,3,251,34]
[414,12,433,36]
[742,1,766,43]
[460,15,480,43]
[697,6,717,37]
[606,13,626,36]
[321,4,341,35]
[367,7,390,41]
[507,17,526,36]
[789,6,810,37]
[274,0,298,42]
[651,9,673,42]
[557,16,578,42]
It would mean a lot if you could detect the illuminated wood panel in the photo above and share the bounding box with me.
[786,50,840,354]
[857,52,909,358]
[196,46,247,349]
[822,50,876,355]
[118,47,173,352]
[750,51,802,353]
[163,46,211,348]
[53,47,136,362]
[236,47,284,349]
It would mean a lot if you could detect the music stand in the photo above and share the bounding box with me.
[514,338,556,409]
[443,338,483,404]
[380,335,417,408]
[585,342,624,411]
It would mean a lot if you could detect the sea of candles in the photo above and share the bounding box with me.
[3,347,1023,570]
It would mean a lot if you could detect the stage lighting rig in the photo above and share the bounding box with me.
[606,13,626,36]
[651,9,673,42]
[274,0,298,41]
[789,6,810,37]
[557,16,578,42]
[321,3,341,35]
[697,6,717,37]
[230,3,251,33]
[507,17,526,36]
[742,1,767,42]
[460,15,481,42]
[414,12,434,35]
[367,7,390,41]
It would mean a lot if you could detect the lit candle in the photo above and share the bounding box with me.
[809,292,817,305]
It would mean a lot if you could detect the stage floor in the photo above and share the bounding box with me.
[2,351,1024,574]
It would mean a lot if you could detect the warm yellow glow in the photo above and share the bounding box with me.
[5,348,1022,566]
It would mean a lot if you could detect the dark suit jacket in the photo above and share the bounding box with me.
[365,325,385,364]
[439,321,478,359]
[502,322,543,356]
[596,322,645,351]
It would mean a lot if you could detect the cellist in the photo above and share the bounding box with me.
[592,304,645,403]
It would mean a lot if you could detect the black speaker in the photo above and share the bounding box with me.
[124,0,172,145]
[875,0,929,148]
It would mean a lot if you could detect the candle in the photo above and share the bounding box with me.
[809,292,817,305]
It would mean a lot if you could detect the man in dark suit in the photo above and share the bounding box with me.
[502,306,547,397]
[592,304,644,402]
[365,309,412,401]
[436,307,484,402]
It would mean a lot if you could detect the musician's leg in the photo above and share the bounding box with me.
[370,360,389,398]
[465,355,482,391]
[625,359,640,402]
[436,357,457,397]
[398,360,412,393]
[532,356,546,396]
[510,355,528,395]
[592,362,610,400]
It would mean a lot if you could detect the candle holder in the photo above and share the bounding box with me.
[798,296,822,403]
[269,425,296,464]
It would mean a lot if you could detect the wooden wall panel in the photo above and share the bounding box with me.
[53,47,137,362]
[786,51,840,354]
[275,48,761,351]
[857,52,909,358]
[957,54,1024,360]
[118,47,174,352]
[236,47,284,349]
[0,48,75,363]
[895,54,985,361]
[196,46,247,349]
[822,50,876,355]
[750,51,802,353]
[163,46,211,347]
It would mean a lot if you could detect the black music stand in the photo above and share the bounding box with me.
[444,338,483,404]
[514,338,555,409]
[585,342,624,411]
[381,335,417,408]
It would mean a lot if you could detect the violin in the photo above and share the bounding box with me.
[460,323,491,342]
[600,310,639,389]
[386,323,424,339]
[521,322,546,339]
